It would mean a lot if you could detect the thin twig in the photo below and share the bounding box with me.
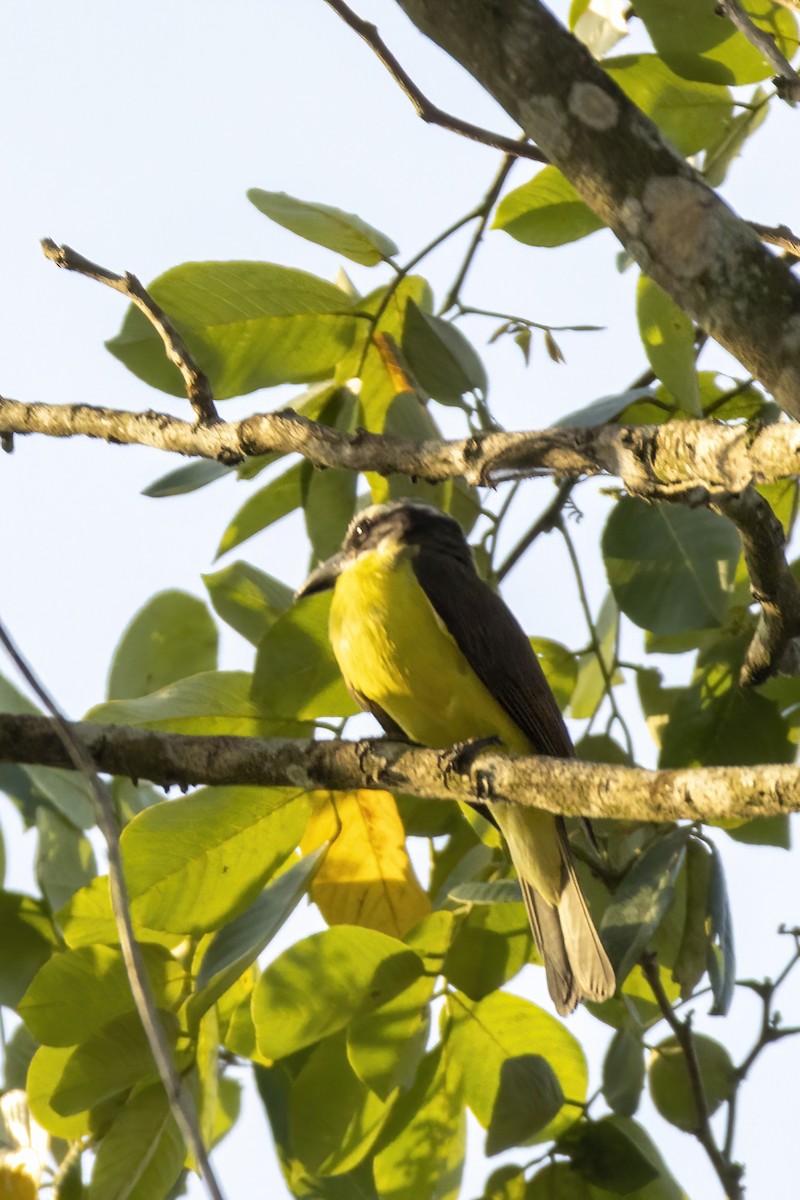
[642,954,742,1200]
[455,304,603,334]
[40,239,219,426]
[715,0,800,103]
[441,149,521,313]
[0,622,225,1200]
[558,519,634,757]
[748,220,800,257]
[321,0,547,162]
[496,479,576,581]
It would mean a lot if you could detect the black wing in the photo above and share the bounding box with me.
[412,548,574,759]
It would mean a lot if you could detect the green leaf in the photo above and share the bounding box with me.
[51,1011,176,1116]
[575,734,632,765]
[216,461,304,557]
[27,1044,97,1139]
[648,1033,735,1131]
[600,827,689,982]
[142,458,234,498]
[88,670,308,737]
[447,880,522,905]
[0,673,94,828]
[603,497,740,634]
[558,387,655,429]
[289,1031,392,1175]
[525,1162,592,1199]
[347,973,433,1100]
[604,54,733,155]
[443,903,532,1000]
[252,592,359,720]
[673,838,713,1000]
[373,1043,466,1200]
[202,560,293,646]
[18,943,186,1047]
[106,261,358,398]
[248,189,398,265]
[107,590,218,700]
[530,638,578,711]
[486,1054,563,1155]
[660,637,794,768]
[188,844,328,1026]
[493,166,604,247]
[724,813,791,849]
[570,591,619,721]
[447,991,586,1143]
[0,890,59,1007]
[303,461,358,563]
[636,276,700,413]
[557,1116,659,1193]
[56,876,183,952]
[252,925,424,1059]
[121,786,309,933]
[88,1081,184,1200]
[602,1026,645,1117]
[402,300,487,404]
[635,0,798,85]
[706,841,735,1015]
[35,806,97,912]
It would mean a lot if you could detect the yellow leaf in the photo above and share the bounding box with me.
[302,791,430,938]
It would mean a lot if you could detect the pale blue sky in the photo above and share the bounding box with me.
[1,2,799,1196]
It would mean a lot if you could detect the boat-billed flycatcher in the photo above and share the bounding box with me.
[297,499,614,1015]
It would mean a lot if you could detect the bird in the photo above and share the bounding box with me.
[296,498,614,1015]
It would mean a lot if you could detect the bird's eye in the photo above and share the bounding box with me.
[352,520,370,545]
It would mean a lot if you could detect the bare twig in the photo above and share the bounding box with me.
[748,221,800,258]
[4,716,800,823]
[0,625,225,1200]
[643,954,742,1200]
[41,239,219,426]
[441,149,520,313]
[496,478,576,581]
[321,0,547,162]
[715,0,800,103]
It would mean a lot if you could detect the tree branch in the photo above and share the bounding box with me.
[4,716,800,823]
[0,630,225,1200]
[4,397,800,494]
[715,0,800,103]
[321,0,547,162]
[392,0,800,420]
[41,239,219,427]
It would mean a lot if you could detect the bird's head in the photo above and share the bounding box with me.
[295,499,471,598]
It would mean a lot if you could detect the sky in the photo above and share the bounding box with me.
[1,1,799,1196]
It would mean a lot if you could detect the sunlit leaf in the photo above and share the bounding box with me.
[248,189,398,265]
[648,1034,735,1130]
[88,1081,184,1200]
[604,54,733,155]
[493,167,604,247]
[636,276,700,414]
[202,561,293,646]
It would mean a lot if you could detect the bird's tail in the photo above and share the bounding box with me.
[492,806,615,1014]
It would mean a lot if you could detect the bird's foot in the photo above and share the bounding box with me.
[438,736,501,790]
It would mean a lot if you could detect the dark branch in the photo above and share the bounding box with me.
[3,716,800,822]
[41,239,219,427]
[322,0,547,162]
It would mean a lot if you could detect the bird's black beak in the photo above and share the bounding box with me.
[295,550,346,599]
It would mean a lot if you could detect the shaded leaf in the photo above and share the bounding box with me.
[402,300,487,403]
[289,1032,392,1175]
[88,1081,184,1200]
[444,903,532,1000]
[558,386,655,429]
[252,592,358,720]
[248,189,398,265]
[35,807,96,912]
[447,991,585,1143]
[202,560,293,646]
[216,462,304,558]
[602,1026,645,1117]
[570,591,619,720]
[373,1043,466,1200]
[648,1034,735,1130]
[706,840,735,1015]
[0,891,59,1007]
[486,1055,563,1155]
[142,458,234,498]
[107,590,218,701]
[600,827,689,982]
[347,972,433,1100]
[557,1116,659,1193]
[253,926,424,1059]
[603,497,739,634]
[188,844,328,1026]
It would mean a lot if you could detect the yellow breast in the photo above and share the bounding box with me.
[329,543,530,753]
